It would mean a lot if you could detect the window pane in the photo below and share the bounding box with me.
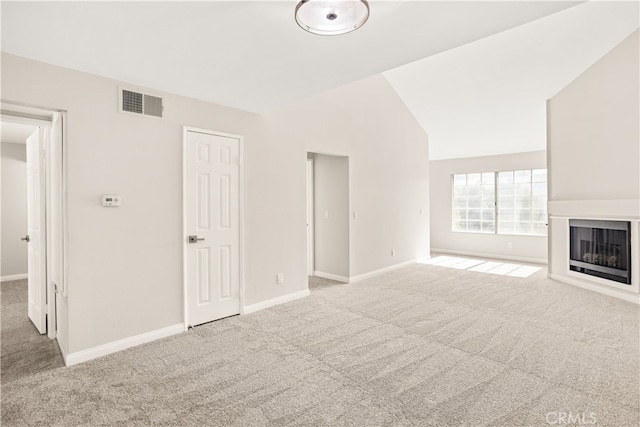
[453,185,467,197]
[454,197,467,209]
[498,184,514,198]
[451,172,497,234]
[499,197,513,209]
[515,183,531,196]
[453,209,467,220]
[514,170,531,183]
[532,223,547,235]
[515,209,531,222]
[467,173,481,185]
[482,221,495,233]
[496,168,547,236]
[482,184,494,196]
[482,197,495,209]
[532,169,547,183]
[532,195,546,209]
[532,182,547,195]
[515,222,532,234]
[514,196,532,209]
[498,209,513,221]
[532,209,546,222]
[453,219,466,231]
[453,174,466,186]
[481,209,495,221]
[499,222,514,234]
[467,221,481,231]
[498,171,513,184]
[468,197,481,209]
[467,185,481,197]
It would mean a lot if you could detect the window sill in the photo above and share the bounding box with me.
[452,230,547,237]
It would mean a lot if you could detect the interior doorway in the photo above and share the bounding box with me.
[1,122,35,285]
[306,158,315,276]
[306,152,350,284]
[1,102,66,346]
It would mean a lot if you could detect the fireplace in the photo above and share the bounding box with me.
[569,219,631,285]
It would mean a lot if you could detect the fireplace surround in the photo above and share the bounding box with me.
[569,219,631,285]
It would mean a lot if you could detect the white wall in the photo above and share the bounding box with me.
[312,154,349,279]
[1,142,28,278]
[267,75,430,279]
[547,30,639,302]
[430,151,548,263]
[1,54,430,356]
[1,53,263,354]
[548,30,640,203]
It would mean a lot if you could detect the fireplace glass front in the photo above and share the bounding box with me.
[569,219,631,285]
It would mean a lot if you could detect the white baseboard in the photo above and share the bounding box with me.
[430,248,547,265]
[1,273,28,282]
[349,259,416,283]
[64,323,185,366]
[313,271,349,283]
[242,289,310,315]
[549,274,640,305]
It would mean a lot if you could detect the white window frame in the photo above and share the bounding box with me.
[451,169,547,237]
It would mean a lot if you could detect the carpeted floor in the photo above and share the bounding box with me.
[1,263,639,426]
[1,279,65,383]
[308,276,346,290]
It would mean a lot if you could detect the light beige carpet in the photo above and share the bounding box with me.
[2,263,639,426]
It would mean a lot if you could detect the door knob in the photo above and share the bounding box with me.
[21,235,30,243]
[188,235,205,244]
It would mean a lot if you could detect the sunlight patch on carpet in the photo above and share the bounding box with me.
[419,256,541,278]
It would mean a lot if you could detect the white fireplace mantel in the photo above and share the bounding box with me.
[548,199,640,304]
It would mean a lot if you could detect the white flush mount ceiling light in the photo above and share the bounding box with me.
[295,0,370,35]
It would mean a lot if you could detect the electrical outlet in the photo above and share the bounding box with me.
[277,273,284,284]
[391,249,395,257]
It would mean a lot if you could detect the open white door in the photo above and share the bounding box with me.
[185,129,241,327]
[26,128,47,334]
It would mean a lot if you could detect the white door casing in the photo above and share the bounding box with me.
[47,113,64,339]
[185,129,241,327]
[3,103,67,351]
[26,128,47,334]
[307,159,314,276]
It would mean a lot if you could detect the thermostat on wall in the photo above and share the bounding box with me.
[102,195,121,207]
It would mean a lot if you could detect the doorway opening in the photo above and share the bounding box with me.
[306,152,350,289]
[1,102,67,364]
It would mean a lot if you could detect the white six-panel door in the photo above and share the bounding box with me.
[185,130,240,327]
[26,128,47,334]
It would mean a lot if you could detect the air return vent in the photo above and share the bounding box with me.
[120,88,164,118]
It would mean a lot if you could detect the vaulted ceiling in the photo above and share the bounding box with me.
[2,1,638,158]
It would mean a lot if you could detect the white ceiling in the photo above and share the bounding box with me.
[384,1,640,159]
[1,122,37,144]
[1,1,637,159]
